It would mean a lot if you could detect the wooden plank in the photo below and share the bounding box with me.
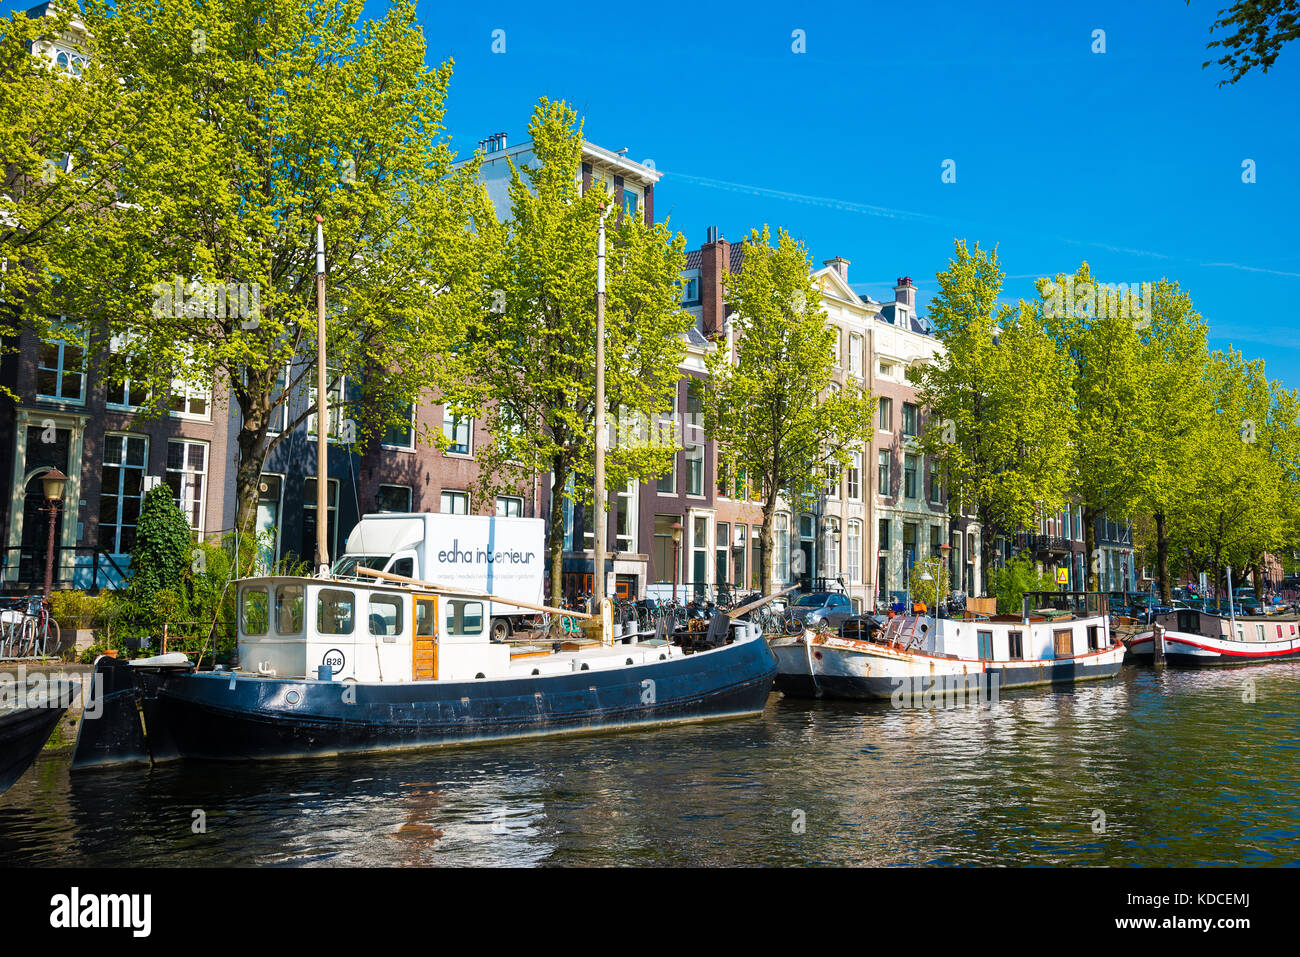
[356,567,593,619]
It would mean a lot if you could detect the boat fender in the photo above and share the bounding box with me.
[659,654,666,660]
[626,658,634,665]
[580,663,589,671]
[531,669,540,675]
[475,672,485,679]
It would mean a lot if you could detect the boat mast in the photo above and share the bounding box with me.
[315,213,329,577]
[1226,564,1236,630]
[593,202,611,612]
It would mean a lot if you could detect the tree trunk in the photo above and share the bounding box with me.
[548,455,567,610]
[1155,511,1171,603]
[1083,504,1099,593]
[232,392,271,577]
[758,492,778,596]
[977,513,996,598]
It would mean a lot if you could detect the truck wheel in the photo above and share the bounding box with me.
[491,618,511,643]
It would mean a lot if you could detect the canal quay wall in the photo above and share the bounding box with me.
[1,661,94,751]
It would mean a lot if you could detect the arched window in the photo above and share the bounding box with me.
[847,521,862,584]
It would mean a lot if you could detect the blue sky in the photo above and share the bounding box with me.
[410,0,1299,385]
[14,1,1298,384]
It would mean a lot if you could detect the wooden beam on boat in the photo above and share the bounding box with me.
[726,583,802,620]
[354,566,595,619]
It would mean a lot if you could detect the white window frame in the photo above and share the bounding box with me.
[376,484,412,513]
[100,432,149,555]
[440,490,469,514]
[442,408,473,457]
[496,495,524,517]
[165,438,208,534]
[36,325,86,404]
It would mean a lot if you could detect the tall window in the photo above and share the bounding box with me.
[877,396,893,432]
[440,490,468,514]
[496,496,524,517]
[307,372,345,440]
[847,520,862,584]
[384,402,415,450]
[878,518,891,552]
[653,514,679,583]
[686,442,704,496]
[36,332,85,402]
[774,513,790,583]
[732,523,747,589]
[169,378,211,419]
[165,440,208,533]
[848,334,863,377]
[847,454,861,500]
[824,518,840,579]
[443,411,472,456]
[302,477,338,562]
[104,345,148,409]
[928,460,942,504]
[376,485,412,513]
[824,465,839,499]
[903,523,917,583]
[878,449,891,496]
[657,453,676,493]
[904,454,918,498]
[902,402,919,437]
[614,482,636,552]
[750,526,762,590]
[99,434,147,554]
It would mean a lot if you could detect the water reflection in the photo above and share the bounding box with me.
[2,662,1298,866]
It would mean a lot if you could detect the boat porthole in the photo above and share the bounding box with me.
[659,654,666,660]
[813,651,822,660]
[531,668,540,676]
[626,658,634,665]
[475,672,485,679]
[286,690,300,705]
[580,663,589,671]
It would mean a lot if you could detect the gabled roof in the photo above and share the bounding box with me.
[683,244,746,273]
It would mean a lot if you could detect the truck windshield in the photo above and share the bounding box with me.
[333,555,390,579]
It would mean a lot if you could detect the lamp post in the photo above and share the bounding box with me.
[40,467,68,602]
[671,520,683,604]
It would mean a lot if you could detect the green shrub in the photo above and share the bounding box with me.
[990,554,1057,614]
[49,590,108,629]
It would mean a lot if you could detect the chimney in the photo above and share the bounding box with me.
[823,256,850,281]
[701,227,731,340]
[894,276,915,309]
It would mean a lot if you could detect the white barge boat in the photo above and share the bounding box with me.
[1130,608,1300,666]
[770,592,1126,700]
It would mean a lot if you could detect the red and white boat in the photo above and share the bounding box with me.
[1130,608,1300,666]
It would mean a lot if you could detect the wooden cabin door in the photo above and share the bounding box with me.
[413,594,438,680]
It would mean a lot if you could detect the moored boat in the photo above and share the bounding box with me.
[72,573,777,768]
[1130,608,1300,666]
[770,591,1126,700]
[1,674,78,794]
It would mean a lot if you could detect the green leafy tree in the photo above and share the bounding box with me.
[1041,263,1163,592]
[910,241,1075,588]
[438,100,691,604]
[19,0,490,542]
[1198,0,1300,85]
[1131,280,1215,601]
[699,226,875,594]
[0,5,172,390]
[908,556,950,609]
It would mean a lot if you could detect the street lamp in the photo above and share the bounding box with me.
[671,520,683,604]
[40,467,68,602]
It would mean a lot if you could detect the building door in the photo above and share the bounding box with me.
[413,594,438,680]
[19,425,71,585]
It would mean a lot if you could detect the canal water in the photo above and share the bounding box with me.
[2,662,1297,866]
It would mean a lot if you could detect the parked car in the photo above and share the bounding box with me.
[789,591,854,629]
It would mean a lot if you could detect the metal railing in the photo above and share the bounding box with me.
[0,546,129,595]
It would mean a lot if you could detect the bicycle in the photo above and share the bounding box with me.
[1,596,59,658]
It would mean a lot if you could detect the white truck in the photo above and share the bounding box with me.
[333,512,546,642]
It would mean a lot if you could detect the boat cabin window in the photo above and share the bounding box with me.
[389,556,414,578]
[1008,631,1024,660]
[1052,628,1073,658]
[318,588,356,635]
[445,599,484,636]
[1256,624,1265,642]
[369,593,404,640]
[977,630,993,660]
[1087,625,1101,650]
[241,587,269,636]
[1177,611,1198,634]
[276,584,304,635]
[415,598,437,637]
